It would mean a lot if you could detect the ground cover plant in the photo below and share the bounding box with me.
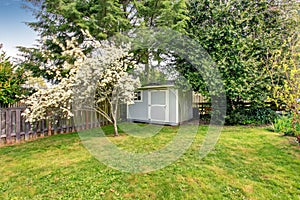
[0,125,299,199]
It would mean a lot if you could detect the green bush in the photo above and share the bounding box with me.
[273,115,300,136]
[226,107,278,125]
[0,48,27,106]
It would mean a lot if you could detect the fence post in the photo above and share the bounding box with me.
[0,109,5,145]
[5,109,11,144]
[16,109,21,143]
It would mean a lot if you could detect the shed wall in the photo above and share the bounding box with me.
[178,90,193,122]
[127,87,192,125]
[127,90,148,121]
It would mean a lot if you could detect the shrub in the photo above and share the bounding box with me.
[0,47,27,106]
[273,115,300,136]
[226,107,278,125]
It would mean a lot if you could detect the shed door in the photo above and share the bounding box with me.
[148,90,169,122]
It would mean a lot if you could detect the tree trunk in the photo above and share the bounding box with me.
[111,95,119,137]
[144,50,150,84]
[291,111,299,134]
[113,119,119,137]
[48,120,52,136]
[226,96,235,113]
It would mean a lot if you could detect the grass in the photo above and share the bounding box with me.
[0,124,299,199]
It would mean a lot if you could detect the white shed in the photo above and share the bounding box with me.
[127,83,193,125]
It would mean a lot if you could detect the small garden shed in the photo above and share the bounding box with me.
[127,83,193,125]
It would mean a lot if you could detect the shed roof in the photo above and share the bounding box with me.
[139,80,175,90]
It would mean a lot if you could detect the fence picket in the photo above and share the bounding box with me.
[16,109,21,143]
[5,109,11,144]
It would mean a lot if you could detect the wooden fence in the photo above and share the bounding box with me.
[193,101,283,119]
[192,92,283,119]
[192,92,211,118]
[0,106,111,146]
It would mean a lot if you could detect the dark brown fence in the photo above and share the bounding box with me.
[193,101,283,119]
[192,92,283,119]
[0,106,111,146]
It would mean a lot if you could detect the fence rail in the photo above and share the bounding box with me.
[0,107,110,146]
[0,102,26,108]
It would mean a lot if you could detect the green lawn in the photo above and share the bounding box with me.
[0,125,299,199]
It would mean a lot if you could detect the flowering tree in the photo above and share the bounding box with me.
[21,28,140,136]
[21,36,87,134]
[22,78,74,135]
[75,44,141,136]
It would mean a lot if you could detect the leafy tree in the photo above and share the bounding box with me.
[20,0,189,82]
[19,0,123,81]
[268,1,299,135]
[183,0,293,113]
[0,45,27,106]
[130,0,189,83]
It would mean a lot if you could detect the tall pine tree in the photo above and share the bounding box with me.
[20,0,189,83]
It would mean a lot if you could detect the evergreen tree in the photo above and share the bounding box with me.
[182,0,295,112]
[20,0,189,82]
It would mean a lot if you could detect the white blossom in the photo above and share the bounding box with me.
[21,32,90,124]
[22,30,140,137]
[74,43,141,135]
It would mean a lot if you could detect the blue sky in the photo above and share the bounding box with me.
[0,0,37,58]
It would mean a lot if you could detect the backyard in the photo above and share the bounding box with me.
[0,125,299,199]
[0,1,300,199]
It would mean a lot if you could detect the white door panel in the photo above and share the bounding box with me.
[148,90,169,122]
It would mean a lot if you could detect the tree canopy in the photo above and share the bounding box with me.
[20,0,189,82]
[0,45,27,106]
[183,0,294,111]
